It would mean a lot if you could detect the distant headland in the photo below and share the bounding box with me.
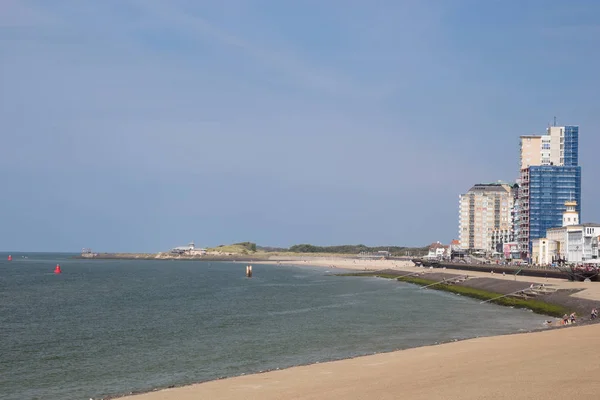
[75,242,429,261]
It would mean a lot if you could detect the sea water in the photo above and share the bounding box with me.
[0,254,545,400]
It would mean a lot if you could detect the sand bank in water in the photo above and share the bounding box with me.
[121,323,600,400]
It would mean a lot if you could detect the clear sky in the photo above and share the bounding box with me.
[1,0,599,252]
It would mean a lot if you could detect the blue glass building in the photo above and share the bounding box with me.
[528,165,581,254]
[563,126,579,167]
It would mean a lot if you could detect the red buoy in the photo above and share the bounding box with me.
[7,255,12,261]
[54,264,62,274]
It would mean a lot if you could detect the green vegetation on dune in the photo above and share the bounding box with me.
[206,242,257,254]
[287,244,428,256]
[203,242,428,257]
[233,242,257,252]
[339,273,569,318]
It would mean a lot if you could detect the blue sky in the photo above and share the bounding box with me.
[1,0,599,252]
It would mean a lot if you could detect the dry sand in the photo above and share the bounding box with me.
[119,258,600,400]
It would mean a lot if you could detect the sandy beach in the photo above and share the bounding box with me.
[118,258,600,400]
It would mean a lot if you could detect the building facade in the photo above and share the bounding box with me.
[533,200,579,265]
[427,241,450,260]
[458,183,516,252]
[517,125,581,259]
[520,135,542,169]
[531,238,557,265]
[566,224,600,263]
[527,165,581,254]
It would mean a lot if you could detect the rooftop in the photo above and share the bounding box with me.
[467,183,513,193]
[548,223,600,232]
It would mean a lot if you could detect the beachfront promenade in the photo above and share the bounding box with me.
[122,258,600,400]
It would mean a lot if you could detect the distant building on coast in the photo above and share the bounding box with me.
[81,248,98,258]
[426,242,450,260]
[458,182,516,253]
[170,242,207,255]
[517,124,581,258]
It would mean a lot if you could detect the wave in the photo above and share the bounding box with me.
[267,301,361,316]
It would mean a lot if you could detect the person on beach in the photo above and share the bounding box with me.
[563,314,569,325]
[570,313,577,324]
[591,308,598,320]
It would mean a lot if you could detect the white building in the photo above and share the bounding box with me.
[535,200,600,264]
[531,238,557,266]
[170,242,196,254]
[544,200,580,261]
[427,242,449,260]
[566,224,600,263]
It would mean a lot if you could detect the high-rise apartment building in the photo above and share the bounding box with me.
[458,183,516,252]
[520,135,542,169]
[517,125,581,258]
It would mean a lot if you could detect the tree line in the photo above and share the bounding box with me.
[287,244,428,256]
[247,242,429,256]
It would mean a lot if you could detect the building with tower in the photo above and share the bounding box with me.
[562,200,579,227]
[532,200,600,264]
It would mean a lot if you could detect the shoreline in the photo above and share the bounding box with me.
[107,259,600,400]
[118,323,600,400]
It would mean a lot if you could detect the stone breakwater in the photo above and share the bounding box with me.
[73,253,273,262]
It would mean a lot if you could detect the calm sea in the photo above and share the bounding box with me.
[0,253,545,400]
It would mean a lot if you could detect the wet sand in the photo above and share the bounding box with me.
[121,323,600,400]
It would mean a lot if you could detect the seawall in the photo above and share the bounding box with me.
[415,259,567,279]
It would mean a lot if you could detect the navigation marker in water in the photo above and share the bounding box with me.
[54,264,62,274]
[7,255,12,261]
